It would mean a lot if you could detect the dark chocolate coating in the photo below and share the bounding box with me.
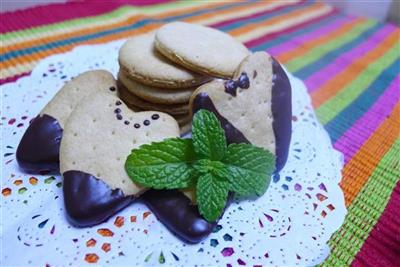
[141,190,231,244]
[271,57,292,171]
[192,92,250,145]
[16,114,62,174]
[63,170,135,227]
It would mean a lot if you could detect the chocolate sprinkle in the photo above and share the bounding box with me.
[134,123,140,129]
[109,86,116,92]
[115,100,122,106]
[224,80,238,96]
[116,114,122,120]
[238,72,250,89]
[151,114,159,120]
[143,120,150,126]
[253,70,258,79]
[114,108,121,114]
[124,120,130,125]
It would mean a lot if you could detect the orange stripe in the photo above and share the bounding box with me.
[278,18,365,63]
[228,2,323,37]
[311,30,399,108]
[341,103,400,206]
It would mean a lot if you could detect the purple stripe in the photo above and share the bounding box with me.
[267,15,354,56]
[334,75,400,163]
[305,24,396,92]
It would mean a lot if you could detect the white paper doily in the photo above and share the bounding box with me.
[1,40,346,267]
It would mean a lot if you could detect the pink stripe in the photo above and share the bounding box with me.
[0,0,172,34]
[334,75,400,163]
[0,72,30,85]
[267,16,354,56]
[305,24,396,92]
[352,181,400,267]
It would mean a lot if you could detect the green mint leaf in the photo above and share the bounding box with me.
[193,159,229,180]
[125,138,197,189]
[192,109,227,161]
[223,143,275,197]
[197,172,229,222]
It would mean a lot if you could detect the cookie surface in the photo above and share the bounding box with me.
[119,32,208,88]
[118,71,195,104]
[118,81,189,115]
[16,70,117,173]
[155,22,249,78]
[60,92,180,226]
[190,52,292,171]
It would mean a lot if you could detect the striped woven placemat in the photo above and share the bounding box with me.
[1,0,399,265]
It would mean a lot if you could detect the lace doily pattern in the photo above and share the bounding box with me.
[1,40,346,266]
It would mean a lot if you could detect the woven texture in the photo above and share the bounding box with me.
[1,0,399,265]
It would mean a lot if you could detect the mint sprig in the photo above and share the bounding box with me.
[125,110,275,222]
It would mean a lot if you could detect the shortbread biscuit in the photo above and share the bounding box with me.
[155,22,249,78]
[60,92,179,226]
[190,52,292,171]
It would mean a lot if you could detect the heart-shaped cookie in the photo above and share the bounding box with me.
[60,92,180,226]
[16,70,117,173]
[189,52,292,171]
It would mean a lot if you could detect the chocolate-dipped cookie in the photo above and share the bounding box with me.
[60,92,180,226]
[189,52,291,171]
[16,70,117,173]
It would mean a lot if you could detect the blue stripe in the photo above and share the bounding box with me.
[293,22,381,79]
[251,13,343,52]
[325,59,399,142]
[1,0,312,62]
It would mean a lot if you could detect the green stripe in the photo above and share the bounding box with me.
[316,43,399,124]
[2,0,201,41]
[322,139,400,266]
[285,20,376,73]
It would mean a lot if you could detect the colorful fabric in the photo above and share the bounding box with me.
[1,0,399,265]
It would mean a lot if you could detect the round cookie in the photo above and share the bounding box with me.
[175,113,191,125]
[179,121,192,135]
[60,92,180,226]
[118,81,189,115]
[119,32,209,89]
[118,71,195,104]
[16,70,117,173]
[189,52,292,171]
[155,21,249,78]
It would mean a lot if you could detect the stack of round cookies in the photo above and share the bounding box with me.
[117,22,249,133]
